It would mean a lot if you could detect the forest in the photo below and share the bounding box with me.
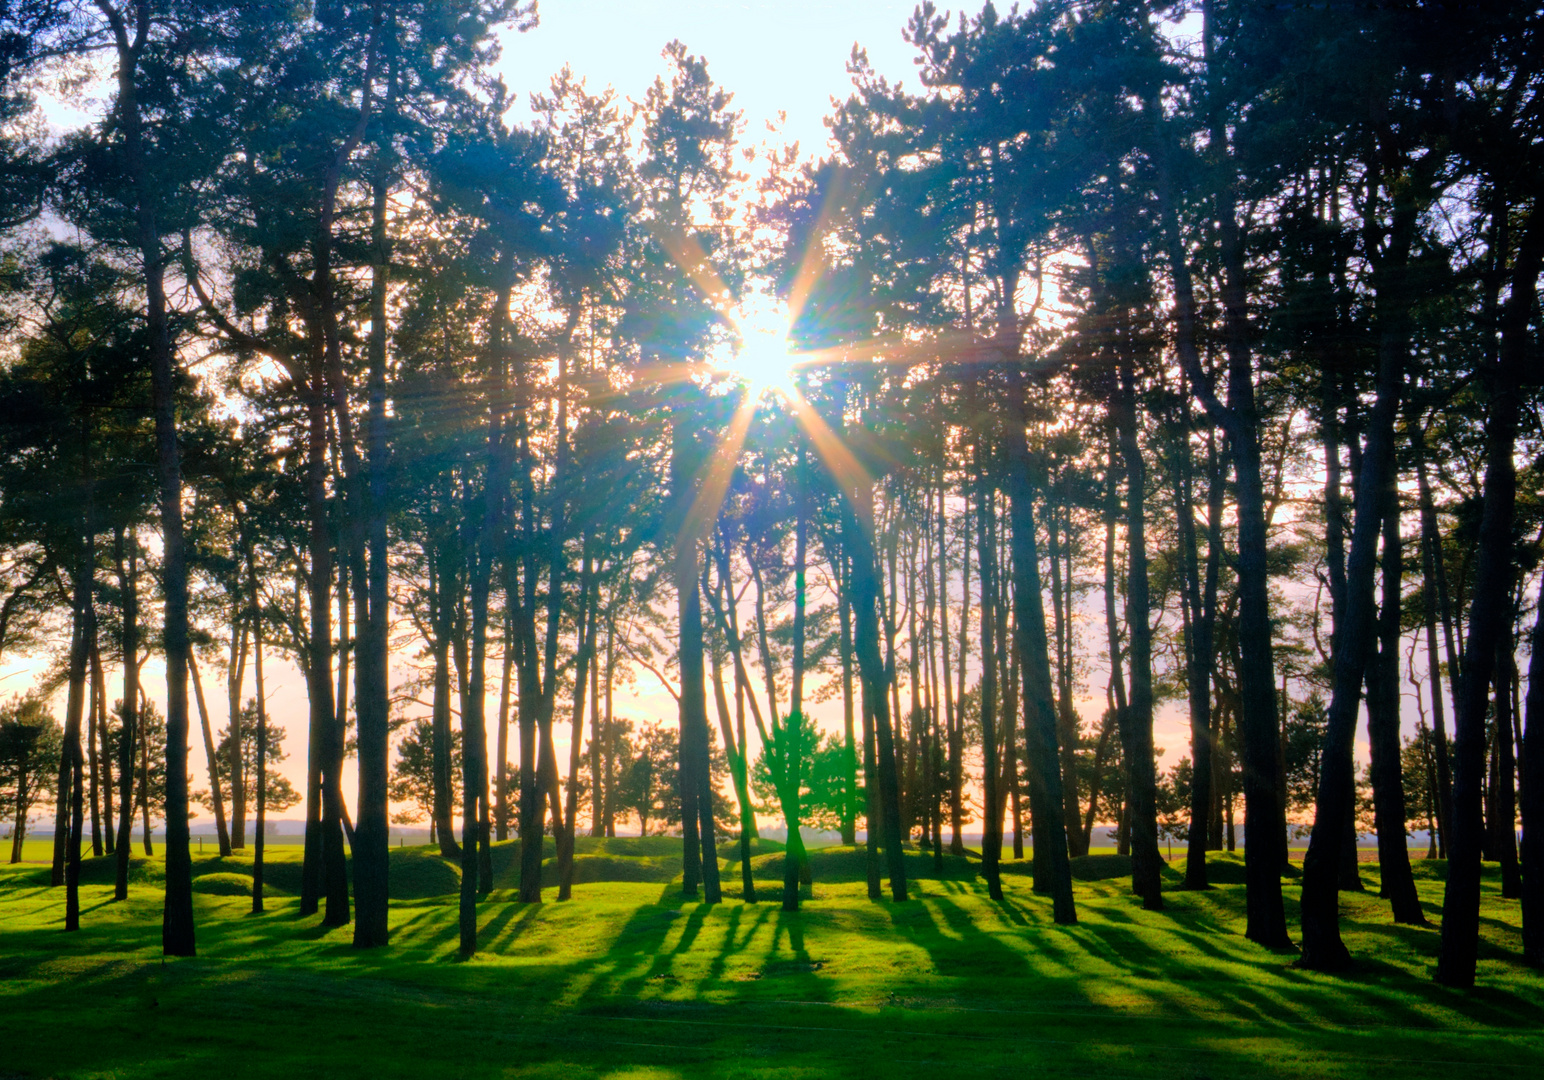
[0,3,1541,1059]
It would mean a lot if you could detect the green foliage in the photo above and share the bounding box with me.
[0,695,61,849]
[387,717,459,827]
[193,700,299,819]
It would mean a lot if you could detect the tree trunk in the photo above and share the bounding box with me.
[846,478,907,902]
[1298,190,1409,968]
[431,553,460,858]
[189,654,230,856]
[1006,379,1076,924]
[1114,359,1163,910]
[1417,453,1454,857]
[1437,209,1541,987]
[705,570,756,902]
[100,0,194,956]
[974,447,1002,900]
[351,122,396,948]
[226,596,247,851]
[61,532,91,930]
[1366,496,1425,923]
[1491,636,1521,899]
[114,526,138,901]
[88,627,102,858]
[251,551,269,915]
[840,541,859,848]
[1520,572,1544,965]
[1181,417,1222,888]
[95,632,112,857]
[557,549,595,901]
[497,622,514,842]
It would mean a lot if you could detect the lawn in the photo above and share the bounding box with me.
[1,841,1539,1080]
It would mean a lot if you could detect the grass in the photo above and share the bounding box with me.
[1,841,1540,1080]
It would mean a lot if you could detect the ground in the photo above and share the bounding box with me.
[1,839,1540,1080]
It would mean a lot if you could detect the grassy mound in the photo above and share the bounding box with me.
[543,853,681,886]
[1197,850,1302,883]
[749,844,976,883]
[388,847,462,899]
[191,872,254,897]
[716,836,785,861]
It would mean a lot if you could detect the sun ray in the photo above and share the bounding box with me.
[679,391,758,552]
[784,387,871,508]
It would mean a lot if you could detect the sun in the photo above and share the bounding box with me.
[732,306,799,398]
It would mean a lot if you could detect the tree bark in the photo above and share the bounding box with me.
[1520,572,1544,965]
[1114,356,1163,910]
[846,477,907,901]
[974,445,1003,900]
[97,0,195,954]
[1416,450,1454,857]
[251,548,269,915]
[114,528,138,900]
[189,654,230,856]
[1006,372,1076,924]
[1298,185,1409,968]
[353,87,396,946]
[1491,634,1521,899]
[1437,208,1541,988]
[1366,496,1425,923]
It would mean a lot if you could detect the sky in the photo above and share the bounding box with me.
[494,1,925,159]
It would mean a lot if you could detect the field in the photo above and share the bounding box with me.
[1,839,1540,1080]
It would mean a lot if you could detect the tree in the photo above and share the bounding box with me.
[389,718,461,842]
[193,703,300,823]
[0,696,62,863]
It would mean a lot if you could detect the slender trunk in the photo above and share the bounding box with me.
[1366,496,1425,923]
[975,447,1002,900]
[1007,376,1075,923]
[103,0,194,956]
[189,654,230,856]
[114,528,138,900]
[1114,357,1162,910]
[1299,199,1410,968]
[1181,412,1220,888]
[1048,493,1083,858]
[497,620,514,842]
[557,548,595,900]
[706,566,756,901]
[351,86,395,948]
[840,542,858,847]
[139,700,152,855]
[1417,463,1453,857]
[61,533,91,930]
[227,595,247,850]
[1153,33,1288,942]
[1438,208,1541,986]
[1519,571,1544,964]
[251,551,269,915]
[847,477,906,901]
[95,632,112,857]
[430,550,460,858]
[954,496,970,854]
[1101,430,1129,854]
[88,627,103,858]
[787,444,810,905]
[1491,634,1521,898]
[300,375,339,920]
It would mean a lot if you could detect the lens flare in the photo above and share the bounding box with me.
[732,306,798,398]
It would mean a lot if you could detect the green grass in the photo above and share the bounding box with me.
[1,843,1540,1080]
